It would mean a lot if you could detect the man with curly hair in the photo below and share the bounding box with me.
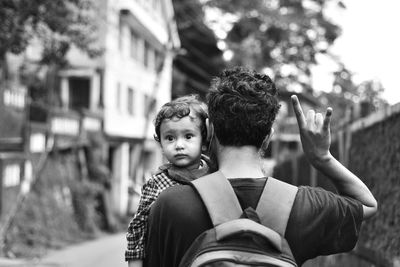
[143,67,378,267]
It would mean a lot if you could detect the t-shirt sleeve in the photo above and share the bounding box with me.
[286,186,363,264]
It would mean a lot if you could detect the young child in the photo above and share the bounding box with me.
[125,95,213,267]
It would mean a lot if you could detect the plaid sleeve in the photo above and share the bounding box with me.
[125,173,178,261]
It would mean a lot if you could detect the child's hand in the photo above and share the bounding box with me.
[291,95,333,166]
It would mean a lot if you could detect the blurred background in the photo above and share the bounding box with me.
[0,0,398,266]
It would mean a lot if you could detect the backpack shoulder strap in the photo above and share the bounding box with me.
[191,171,242,227]
[256,177,298,236]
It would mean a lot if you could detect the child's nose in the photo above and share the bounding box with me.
[175,139,184,149]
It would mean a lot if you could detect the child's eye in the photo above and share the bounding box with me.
[185,134,194,139]
[165,135,175,141]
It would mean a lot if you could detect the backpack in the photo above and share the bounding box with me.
[179,171,299,267]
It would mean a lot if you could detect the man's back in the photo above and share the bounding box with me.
[144,67,377,266]
[144,177,363,267]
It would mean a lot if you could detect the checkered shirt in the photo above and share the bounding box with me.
[125,171,179,261]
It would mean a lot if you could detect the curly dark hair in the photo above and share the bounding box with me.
[154,94,208,143]
[207,66,280,148]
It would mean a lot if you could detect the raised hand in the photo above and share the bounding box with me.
[291,95,378,218]
[291,95,333,166]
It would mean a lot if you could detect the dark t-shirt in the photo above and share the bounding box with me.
[144,177,363,267]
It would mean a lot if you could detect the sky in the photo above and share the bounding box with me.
[313,0,400,105]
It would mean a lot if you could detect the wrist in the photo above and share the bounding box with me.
[309,152,333,169]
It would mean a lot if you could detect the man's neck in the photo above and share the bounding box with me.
[217,145,265,179]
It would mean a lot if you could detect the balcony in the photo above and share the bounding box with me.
[0,88,27,152]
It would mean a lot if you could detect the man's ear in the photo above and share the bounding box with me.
[261,128,274,149]
[265,128,274,144]
[204,118,215,153]
[205,118,214,142]
[268,128,274,140]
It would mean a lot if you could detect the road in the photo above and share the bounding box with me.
[30,232,127,267]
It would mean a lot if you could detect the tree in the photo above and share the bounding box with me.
[0,0,101,61]
[0,0,102,90]
[204,0,389,123]
[319,65,388,127]
[357,80,387,111]
[172,0,225,99]
[205,0,344,92]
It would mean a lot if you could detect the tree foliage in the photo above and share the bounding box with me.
[319,65,388,126]
[0,0,102,64]
[204,0,389,123]
[172,0,225,98]
[205,0,344,91]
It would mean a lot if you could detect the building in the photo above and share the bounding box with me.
[76,0,179,215]
[24,0,180,216]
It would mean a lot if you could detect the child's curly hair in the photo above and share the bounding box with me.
[154,95,208,143]
[207,66,280,148]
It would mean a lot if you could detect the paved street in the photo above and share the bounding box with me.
[14,232,128,267]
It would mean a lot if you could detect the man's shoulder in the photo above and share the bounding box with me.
[152,183,205,221]
[159,183,195,198]
[155,183,197,207]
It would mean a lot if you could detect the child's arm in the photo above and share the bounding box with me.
[125,178,161,262]
[128,260,142,267]
[291,95,378,219]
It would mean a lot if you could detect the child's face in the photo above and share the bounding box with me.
[159,116,203,170]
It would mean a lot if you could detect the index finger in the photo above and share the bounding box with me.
[291,95,306,129]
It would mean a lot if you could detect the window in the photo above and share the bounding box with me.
[3,164,21,188]
[148,47,156,70]
[107,146,116,173]
[154,50,163,71]
[129,145,134,178]
[130,30,138,59]
[288,141,298,151]
[118,17,123,51]
[144,94,150,114]
[144,94,156,115]
[69,77,90,110]
[143,42,150,68]
[127,87,135,115]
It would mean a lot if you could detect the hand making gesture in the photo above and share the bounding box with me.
[291,95,333,166]
[291,94,377,219]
